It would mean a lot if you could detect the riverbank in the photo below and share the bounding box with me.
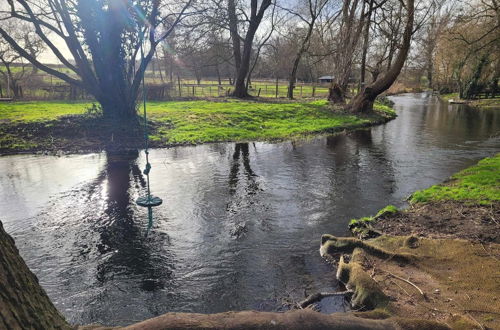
[440,93,500,109]
[0,99,395,155]
[329,154,500,329]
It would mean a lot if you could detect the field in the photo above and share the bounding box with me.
[0,64,335,100]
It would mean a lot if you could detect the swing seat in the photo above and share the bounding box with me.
[136,195,163,207]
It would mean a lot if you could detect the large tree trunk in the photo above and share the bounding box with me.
[229,0,272,98]
[0,221,70,329]
[347,0,415,113]
[330,0,366,104]
[232,28,257,98]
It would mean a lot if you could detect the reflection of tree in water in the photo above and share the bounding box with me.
[325,129,396,201]
[95,150,175,292]
[227,143,262,237]
[229,143,259,195]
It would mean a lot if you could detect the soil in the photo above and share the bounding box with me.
[372,201,500,244]
[357,236,500,329]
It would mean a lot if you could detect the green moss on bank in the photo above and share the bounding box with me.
[349,205,398,237]
[0,99,395,153]
[410,154,500,205]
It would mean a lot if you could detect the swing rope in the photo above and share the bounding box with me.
[136,29,162,236]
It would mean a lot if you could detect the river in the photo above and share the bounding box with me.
[0,93,499,325]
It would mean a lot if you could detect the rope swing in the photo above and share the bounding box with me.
[135,29,162,236]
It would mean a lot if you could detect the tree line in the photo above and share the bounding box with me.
[0,0,497,120]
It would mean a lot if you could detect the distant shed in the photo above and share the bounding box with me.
[318,75,333,83]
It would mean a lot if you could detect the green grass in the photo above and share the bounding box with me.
[0,101,90,122]
[0,99,395,152]
[349,205,399,235]
[410,154,500,205]
[146,99,392,144]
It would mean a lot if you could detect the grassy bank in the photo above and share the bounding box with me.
[331,154,500,329]
[410,154,500,205]
[0,99,395,154]
[440,93,500,109]
[350,153,500,237]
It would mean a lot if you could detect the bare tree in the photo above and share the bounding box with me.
[0,0,194,121]
[0,20,44,98]
[327,0,367,103]
[347,0,415,112]
[282,0,330,99]
[228,0,273,97]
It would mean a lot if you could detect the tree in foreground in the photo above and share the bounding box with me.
[0,0,193,121]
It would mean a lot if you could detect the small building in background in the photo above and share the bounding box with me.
[318,75,334,83]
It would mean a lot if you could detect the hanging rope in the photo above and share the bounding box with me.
[135,29,162,236]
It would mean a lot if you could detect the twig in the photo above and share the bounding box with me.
[390,279,412,297]
[463,309,500,316]
[385,271,425,297]
[480,243,499,261]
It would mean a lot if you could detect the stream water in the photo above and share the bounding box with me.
[0,93,499,325]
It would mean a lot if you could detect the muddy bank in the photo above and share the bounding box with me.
[329,155,500,329]
[373,201,500,244]
[321,234,500,329]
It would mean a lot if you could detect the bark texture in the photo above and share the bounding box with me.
[347,0,414,113]
[120,309,448,330]
[0,221,70,330]
[228,0,272,98]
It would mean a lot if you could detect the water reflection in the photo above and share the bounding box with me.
[94,151,172,294]
[0,94,499,325]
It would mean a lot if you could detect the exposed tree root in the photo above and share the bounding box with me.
[298,291,353,309]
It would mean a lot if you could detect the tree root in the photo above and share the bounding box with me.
[298,291,354,309]
[320,234,416,263]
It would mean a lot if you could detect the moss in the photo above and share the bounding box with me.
[320,234,415,263]
[375,205,398,218]
[410,154,500,205]
[336,249,390,310]
[348,205,398,238]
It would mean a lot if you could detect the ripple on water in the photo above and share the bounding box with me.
[0,94,499,325]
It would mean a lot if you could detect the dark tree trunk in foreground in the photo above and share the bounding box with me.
[0,221,69,329]
[347,0,414,113]
[228,0,272,98]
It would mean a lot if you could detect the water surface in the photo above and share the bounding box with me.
[0,93,499,325]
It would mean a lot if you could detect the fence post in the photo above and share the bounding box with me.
[275,78,279,98]
[312,86,316,97]
[300,85,303,98]
[258,88,261,97]
[177,76,181,97]
[192,86,195,96]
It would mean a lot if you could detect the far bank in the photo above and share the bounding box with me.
[0,98,395,155]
